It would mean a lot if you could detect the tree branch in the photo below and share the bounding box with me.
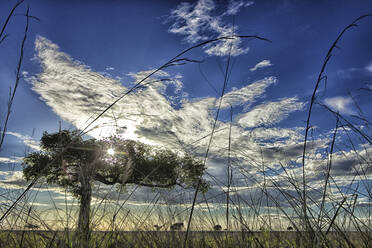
[93,173,119,185]
[126,180,184,189]
[94,172,184,188]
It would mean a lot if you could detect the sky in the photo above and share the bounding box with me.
[0,0,372,230]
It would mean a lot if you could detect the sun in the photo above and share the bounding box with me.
[107,148,115,155]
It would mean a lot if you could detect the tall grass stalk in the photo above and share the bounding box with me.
[1,7,372,248]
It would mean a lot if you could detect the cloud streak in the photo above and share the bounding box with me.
[365,62,372,73]
[250,59,272,71]
[168,0,254,56]
[26,36,372,214]
[324,96,355,115]
[237,97,304,128]
[226,0,254,16]
[7,131,40,151]
[220,77,276,109]
[0,156,23,164]
[26,36,366,210]
[29,36,306,168]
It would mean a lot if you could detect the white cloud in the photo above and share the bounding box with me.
[32,36,132,139]
[30,36,296,151]
[0,170,77,195]
[26,36,319,205]
[36,37,302,143]
[168,0,215,43]
[0,156,23,164]
[204,38,249,56]
[0,171,24,184]
[7,131,40,151]
[5,31,370,214]
[226,0,254,15]
[168,0,253,56]
[335,67,360,79]
[250,59,272,71]
[365,63,372,73]
[324,96,355,115]
[237,97,304,128]
[220,77,276,109]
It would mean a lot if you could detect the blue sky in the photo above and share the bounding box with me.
[0,0,372,230]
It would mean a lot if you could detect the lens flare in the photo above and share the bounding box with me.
[107,148,115,155]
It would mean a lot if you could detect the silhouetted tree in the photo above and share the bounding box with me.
[170,222,184,230]
[213,224,222,231]
[23,130,208,247]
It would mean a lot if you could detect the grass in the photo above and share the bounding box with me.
[0,230,369,248]
[1,1,372,247]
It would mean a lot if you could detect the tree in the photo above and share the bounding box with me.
[23,130,208,247]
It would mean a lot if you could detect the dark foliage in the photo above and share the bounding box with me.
[23,130,208,196]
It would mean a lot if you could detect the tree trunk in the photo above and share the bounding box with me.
[76,173,92,248]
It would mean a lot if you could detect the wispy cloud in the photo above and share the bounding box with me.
[30,36,304,165]
[28,37,370,212]
[0,156,23,164]
[0,170,26,189]
[335,67,360,79]
[237,97,304,128]
[23,36,333,207]
[365,62,372,73]
[226,0,254,16]
[250,59,272,71]
[324,96,355,115]
[168,0,215,44]
[7,131,40,151]
[168,0,253,56]
[220,77,276,109]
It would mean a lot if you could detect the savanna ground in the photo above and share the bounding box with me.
[0,230,369,248]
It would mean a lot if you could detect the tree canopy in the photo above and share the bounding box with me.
[23,130,209,195]
[23,130,208,247]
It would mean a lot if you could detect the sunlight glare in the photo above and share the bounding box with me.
[107,148,115,155]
